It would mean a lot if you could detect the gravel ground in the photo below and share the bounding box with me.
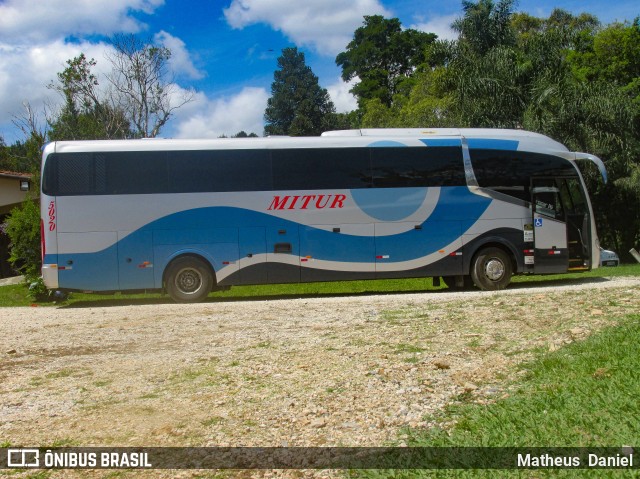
[1,276,639,477]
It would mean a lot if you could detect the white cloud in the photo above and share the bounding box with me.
[0,0,164,44]
[223,0,391,55]
[154,31,205,80]
[170,79,358,140]
[0,40,114,142]
[411,13,459,41]
[326,77,358,113]
[0,32,202,142]
[173,87,269,138]
[0,0,170,141]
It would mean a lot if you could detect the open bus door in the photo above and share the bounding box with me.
[531,180,569,274]
[557,177,593,271]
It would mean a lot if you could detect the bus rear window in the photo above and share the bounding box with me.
[43,153,93,195]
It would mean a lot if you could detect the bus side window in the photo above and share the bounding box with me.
[471,149,576,203]
[534,188,564,220]
[557,179,575,213]
[53,153,93,195]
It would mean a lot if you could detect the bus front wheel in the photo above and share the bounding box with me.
[166,256,213,303]
[470,247,512,291]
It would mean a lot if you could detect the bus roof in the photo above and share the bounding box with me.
[46,128,567,153]
[323,127,552,138]
[323,128,568,151]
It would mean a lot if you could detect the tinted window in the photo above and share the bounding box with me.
[44,145,472,196]
[99,152,168,194]
[533,179,564,219]
[168,150,271,192]
[44,153,93,195]
[471,149,577,201]
[371,146,465,187]
[44,152,169,196]
[44,150,272,195]
[272,148,372,190]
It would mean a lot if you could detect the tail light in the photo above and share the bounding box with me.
[40,219,45,264]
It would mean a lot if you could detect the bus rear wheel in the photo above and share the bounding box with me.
[166,256,213,303]
[470,247,512,291]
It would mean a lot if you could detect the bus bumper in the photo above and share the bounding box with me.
[42,264,59,289]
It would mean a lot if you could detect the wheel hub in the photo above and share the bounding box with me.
[484,259,505,281]
[176,268,202,293]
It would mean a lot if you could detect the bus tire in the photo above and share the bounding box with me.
[165,256,213,303]
[470,247,512,291]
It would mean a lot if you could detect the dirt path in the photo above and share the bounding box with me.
[1,276,639,474]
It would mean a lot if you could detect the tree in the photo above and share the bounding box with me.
[361,65,456,129]
[2,198,41,281]
[353,3,639,258]
[46,35,194,140]
[106,34,194,138]
[48,54,131,140]
[10,102,47,175]
[592,19,640,90]
[264,47,336,136]
[567,19,640,107]
[545,8,600,35]
[452,0,516,54]
[232,131,259,138]
[0,136,14,172]
[336,15,436,108]
[48,99,131,141]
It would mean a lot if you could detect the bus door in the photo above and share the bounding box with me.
[531,179,568,274]
[557,177,592,270]
[238,227,268,284]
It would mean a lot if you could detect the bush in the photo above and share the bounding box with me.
[2,198,44,297]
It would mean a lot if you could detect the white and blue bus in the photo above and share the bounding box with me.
[40,128,607,302]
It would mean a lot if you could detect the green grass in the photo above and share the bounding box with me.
[44,368,76,379]
[510,263,640,285]
[0,263,638,307]
[393,343,426,354]
[355,314,640,478]
[415,314,640,447]
[0,283,37,306]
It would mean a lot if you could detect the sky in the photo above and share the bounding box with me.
[0,0,638,144]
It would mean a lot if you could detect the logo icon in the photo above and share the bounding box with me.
[534,218,543,227]
[7,449,39,468]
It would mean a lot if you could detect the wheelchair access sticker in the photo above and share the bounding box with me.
[534,218,543,227]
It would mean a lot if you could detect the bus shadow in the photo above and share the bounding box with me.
[60,296,172,308]
[508,276,610,290]
[59,275,614,308]
[60,289,438,308]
